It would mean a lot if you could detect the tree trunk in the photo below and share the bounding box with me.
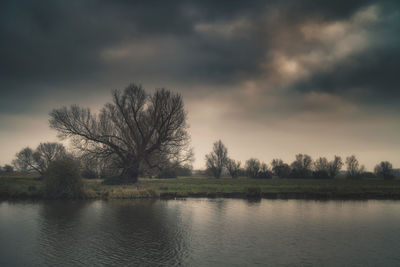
[121,166,139,184]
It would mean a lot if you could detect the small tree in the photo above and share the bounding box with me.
[205,140,228,178]
[271,159,291,178]
[226,158,241,178]
[345,155,365,179]
[328,156,343,179]
[374,161,394,180]
[290,154,312,178]
[2,165,14,173]
[313,157,329,179]
[258,162,272,178]
[13,143,67,175]
[246,158,261,178]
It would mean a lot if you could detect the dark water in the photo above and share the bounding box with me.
[1,199,400,266]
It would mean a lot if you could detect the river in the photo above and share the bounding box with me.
[1,199,400,266]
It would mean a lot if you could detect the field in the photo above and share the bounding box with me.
[2,173,400,199]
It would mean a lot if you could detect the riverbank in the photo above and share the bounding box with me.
[2,174,400,200]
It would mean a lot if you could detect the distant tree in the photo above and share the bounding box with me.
[13,143,67,175]
[226,158,241,178]
[157,162,192,178]
[175,163,193,177]
[49,83,192,184]
[345,155,365,179]
[2,164,14,173]
[327,156,343,179]
[205,140,228,178]
[246,158,261,178]
[271,159,291,178]
[290,154,312,178]
[314,157,329,172]
[313,157,329,179]
[258,162,272,178]
[156,168,178,178]
[374,161,394,180]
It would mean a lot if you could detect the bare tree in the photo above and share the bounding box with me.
[313,157,329,179]
[49,84,191,183]
[258,162,272,178]
[245,158,260,178]
[205,140,228,178]
[328,156,343,179]
[374,161,394,180]
[271,159,291,178]
[12,143,67,174]
[226,158,241,179]
[290,154,312,178]
[314,157,329,172]
[345,155,365,179]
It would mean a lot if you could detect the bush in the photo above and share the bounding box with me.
[289,169,312,179]
[2,164,14,173]
[44,158,84,199]
[312,170,330,179]
[157,169,177,178]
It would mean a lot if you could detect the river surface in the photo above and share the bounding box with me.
[1,199,400,266]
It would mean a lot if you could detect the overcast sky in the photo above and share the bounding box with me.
[1,0,400,170]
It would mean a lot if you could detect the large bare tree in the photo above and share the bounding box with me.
[49,83,191,183]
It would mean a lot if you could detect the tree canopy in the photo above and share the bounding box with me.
[49,83,191,183]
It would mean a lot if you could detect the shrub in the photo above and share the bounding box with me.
[2,164,14,173]
[362,171,378,179]
[312,170,330,179]
[157,169,177,178]
[44,158,84,199]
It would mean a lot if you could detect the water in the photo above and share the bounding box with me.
[1,199,400,266]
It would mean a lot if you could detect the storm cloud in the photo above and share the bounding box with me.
[1,0,400,169]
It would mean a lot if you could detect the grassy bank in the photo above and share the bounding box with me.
[2,173,400,200]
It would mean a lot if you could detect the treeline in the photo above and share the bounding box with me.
[9,142,192,180]
[205,140,396,180]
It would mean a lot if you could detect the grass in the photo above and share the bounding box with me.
[2,173,400,199]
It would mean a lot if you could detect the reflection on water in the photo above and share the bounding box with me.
[1,199,400,266]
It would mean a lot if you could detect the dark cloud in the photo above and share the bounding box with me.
[290,6,400,108]
[2,0,395,94]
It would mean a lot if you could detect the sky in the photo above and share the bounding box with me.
[1,0,400,170]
